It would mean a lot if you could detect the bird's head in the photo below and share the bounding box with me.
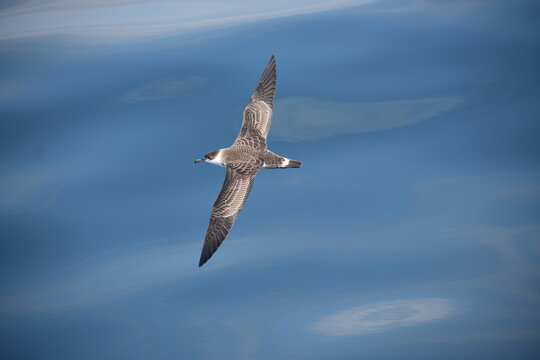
[195,150,224,166]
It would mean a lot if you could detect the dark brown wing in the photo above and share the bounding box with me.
[234,55,276,150]
[199,167,257,266]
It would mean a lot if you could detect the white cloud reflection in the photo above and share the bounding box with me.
[0,0,375,44]
[310,298,456,336]
[0,241,201,313]
[0,233,303,314]
[119,76,208,103]
[272,96,465,141]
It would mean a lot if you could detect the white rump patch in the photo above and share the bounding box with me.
[282,158,290,167]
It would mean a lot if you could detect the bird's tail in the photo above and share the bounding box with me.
[283,159,302,168]
[262,152,303,169]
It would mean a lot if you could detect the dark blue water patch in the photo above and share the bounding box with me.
[0,312,135,360]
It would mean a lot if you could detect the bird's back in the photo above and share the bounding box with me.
[222,146,264,175]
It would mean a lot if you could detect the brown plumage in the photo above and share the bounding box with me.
[195,56,302,267]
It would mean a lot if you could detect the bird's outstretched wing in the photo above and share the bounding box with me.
[199,167,257,266]
[234,55,276,150]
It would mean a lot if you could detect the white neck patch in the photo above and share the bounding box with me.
[207,150,225,167]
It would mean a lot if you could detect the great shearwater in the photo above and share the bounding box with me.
[195,56,302,267]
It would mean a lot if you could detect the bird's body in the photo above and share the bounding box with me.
[209,146,301,173]
[195,56,302,266]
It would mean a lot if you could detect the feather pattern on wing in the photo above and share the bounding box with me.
[234,55,276,149]
[199,167,256,266]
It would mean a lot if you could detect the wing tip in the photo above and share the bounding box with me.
[268,55,276,71]
[199,252,210,267]
[250,55,277,107]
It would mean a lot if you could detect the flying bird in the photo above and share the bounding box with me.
[195,56,302,267]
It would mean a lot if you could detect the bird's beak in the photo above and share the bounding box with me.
[194,158,205,164]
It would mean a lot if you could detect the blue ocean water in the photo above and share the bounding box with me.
[1,1,539,359]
